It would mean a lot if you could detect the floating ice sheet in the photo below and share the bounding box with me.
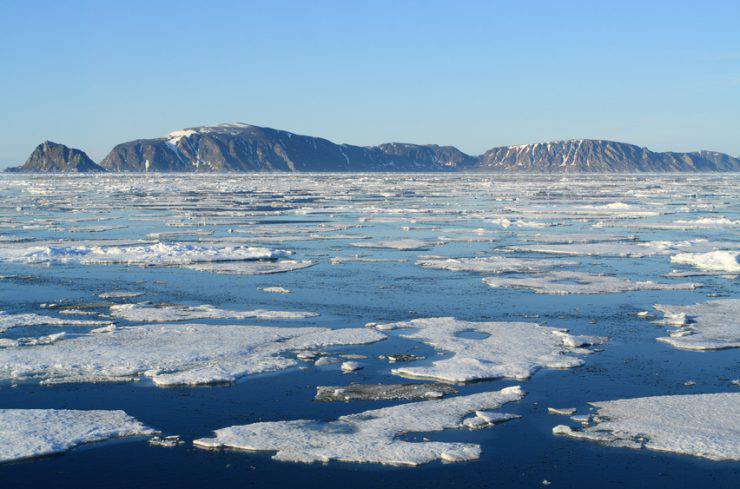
[193,386,525,466]
[0,241,289,267]
[350,239,431,251]
[110,303,317,322]
[184,259,315,275]
[553,393,740,461]
[374,317,605,382]
[0,409,155,463]
[483,271,699,295]
[315,383,458,402]
[417,256,576,274]
[670,251,740,274]
[652,299,739,350]
[510,239,735,257]
[0,311,110,333]
[0,324,385,386]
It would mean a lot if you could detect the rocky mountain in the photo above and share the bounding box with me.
[8,126,739,173]
[6,141,105,173]
[476,139,740,172]
[99,123,476,172]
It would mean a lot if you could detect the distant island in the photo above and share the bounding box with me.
[6,123,739,173]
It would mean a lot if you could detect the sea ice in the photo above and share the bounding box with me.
[374,317,605,382]
[110,303,317,322]
[0,409,155,463]
[552,393,740,461]
[0,241,288,267]
[193,386,525,466]
[417,256,576,274]
[185,259,315,275]
[315,383,458,402]
[0,324,385,386]
[0,311,110,333]
[350,239,431,251]
[483,271,699,295]
[670,251,740,274]
[652,300,739,350]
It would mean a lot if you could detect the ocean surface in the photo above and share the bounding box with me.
[0,173,737,488]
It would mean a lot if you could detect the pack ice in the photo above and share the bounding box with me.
[553,393,740,461]
[670,251,740,275]
[0,409,154,463]
[652,299,739,350]
[0,311,110,333]
[483,271,699,295]
[110,303,318,322]
[417,256,576,274]
[0,241,288,267]
[193,386,525,466]
[374,317,605,382]
[0,324,384,386]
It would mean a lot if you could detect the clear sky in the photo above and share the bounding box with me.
[1,0,738,166]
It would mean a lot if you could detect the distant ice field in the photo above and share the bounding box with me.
[0,173,737,488]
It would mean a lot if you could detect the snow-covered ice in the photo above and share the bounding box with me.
[374,317,605,382]
[552,393,740,461]
[0,324,385,386]
[351,239,431,251]
[0,409,155,463]
[652,300,739,350]
[110,303,318,322]
[483,271,700,295]
[670,251,740,274]
[0,311,110,333]
[417,256,576,274]
[0,241,289,267]
[185,259,315,275]
[193,386,525,466]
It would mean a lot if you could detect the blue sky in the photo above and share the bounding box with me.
[1,0,738,165]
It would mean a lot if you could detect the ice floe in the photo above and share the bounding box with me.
[193,386,525,466]
[350,239,431,251]
[670,251,740,274]
[417,256,576,274]
[0,409,155,463]
[0,324,385,386]
[483,271,700,295]
[374,317,605,382]
[0,311,110,333]
[315,383,458,402]
[552,393,740,461]
[0,241,288,267]
[510,239,735,258]
[652,299,739,350]
[185,259,315,275]
[109,303,317,322]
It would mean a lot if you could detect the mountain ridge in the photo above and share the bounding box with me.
[6,124,740,173]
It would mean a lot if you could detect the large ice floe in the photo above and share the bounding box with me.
[184,259,315,275]
[652,299,739,350]
[0,324,385,386]
[416,256,576,274]
[552,393,740,461]
[350,239,431,251]
[670,250,740,275]
[509,239,736,258]
[374,317,605,382]
[483,271,700,295]
[0,409,155,463]
[0,241,288,267]
[110,303,318,322]
[0,311,110,333]
[193,386,525,466]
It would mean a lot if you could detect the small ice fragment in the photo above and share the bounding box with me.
[148,435,184,448]
[98,292,143,299]
[548,407,577,416]
[314,356,341,366]
[341,361,362,373]
[260,286,291,294]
